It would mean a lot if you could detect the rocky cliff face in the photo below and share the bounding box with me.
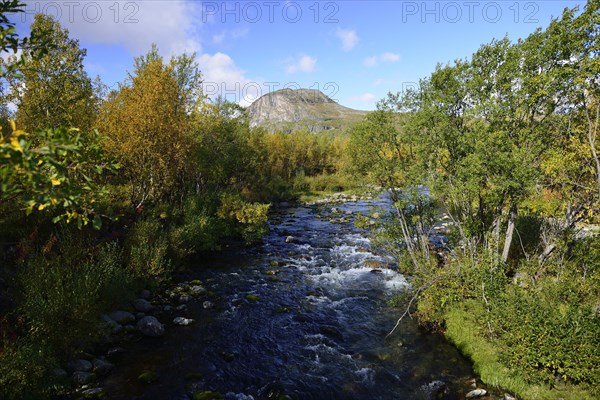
[247,88,366,132]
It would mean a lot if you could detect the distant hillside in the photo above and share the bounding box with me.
[246,88,367,133]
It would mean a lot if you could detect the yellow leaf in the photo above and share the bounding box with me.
[51,178,61,186]
[10,137,22,152]
[38,204,47,211]
[9,119,16,132]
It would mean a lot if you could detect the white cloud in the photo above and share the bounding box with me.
[230,27,249,39]
[23,1,202,57]
[212,33,226,44]
[363,52,401,67]
[286,55,316,74]
[381,52,400,62]
[197,52,259,107]
[350,93,376,102]
[335,28,358,51]
[211,28,248,46]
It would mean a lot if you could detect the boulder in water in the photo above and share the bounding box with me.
[68,359,92,372]
[285,236,299,244]
[173,316,194,326]
[136,316,165,337]
[108,310,135,325]
[138,370,158,384]
[133,298,153,312]
[466,389,487,398]
[81,388,106,398]
[92,358,113,376]
[192,391,223,400]
[72,371,96,385]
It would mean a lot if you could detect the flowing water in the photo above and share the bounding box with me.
[102,195,485,400]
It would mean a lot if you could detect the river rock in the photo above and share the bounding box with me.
[466,389,487,398]
[108,310,135,325]
[173,316,194,326]
[176,304,187,311]
[179,295,192,303]
[133,298,153,312]
[81,388,106,399]
[140,289,151,299]
[503,394,517,400]
[136,316,165,337]
[421,380,448,399]
[72,371,95,385]
[69,359,92,372]
[190,285,206,296]
[364,260,383,269]
[101,314,122,334]
[285,236,299,244]
[92,358,113,376]
[192,391,224,400]
[203,301,214,309]
[106,347,126,357]
[138,370,158,384]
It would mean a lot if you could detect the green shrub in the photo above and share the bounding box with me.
[217,193,270,243]
[492,275,600,389]
[18,239,130,355]
[126,219,172,280]
[168,195,227,259]
[304,173,355,192]
[292,169,309,192]
[0,339,59,400]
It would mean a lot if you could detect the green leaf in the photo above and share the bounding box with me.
[92,215,102,230]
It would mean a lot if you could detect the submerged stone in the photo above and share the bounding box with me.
[192,391,223,400]
[185,372,203,381]
[137,370,158,384]
[245,294,259,302]
[92,359,113,376]
[81,387,106,399]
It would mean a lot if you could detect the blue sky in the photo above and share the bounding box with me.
[15,0,586,110]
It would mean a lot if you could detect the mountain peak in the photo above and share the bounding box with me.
[247,88,366,132]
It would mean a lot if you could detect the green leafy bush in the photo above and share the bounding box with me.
[492,271,600,388]
[126,219,172,280]
[0,339,59,400]
[217,193,270,243]
[168,194,227,258]
[18,237,130,355]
